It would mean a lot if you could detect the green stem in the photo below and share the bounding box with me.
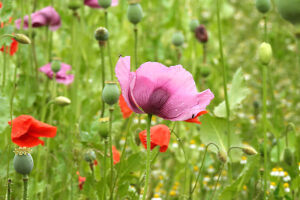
[23,175,28,200]
[216,0,231,181]
[203,43,207,64]
[190,143,220,196]
[103,138,108,200]
[284,123,296,148]
[209,164,224,200]
[100,44,106,117]
[263,15,268,42]
[262,65,268,200]
[2,52,7,90]
[134,25,138,70]
[104,10,114,80]
[108,106,114,200]
[7,179,11,200]
[142,114,152,200]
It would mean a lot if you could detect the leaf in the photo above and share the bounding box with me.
[0,92,10,133]
[218,156,260,199]
[214,68,250,119]
[0,0,13,22]
[120,152,144,176]
[199,115,242,162]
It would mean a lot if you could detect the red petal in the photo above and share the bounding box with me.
[119,94,133,119]
[9,39,18,56]
[139,124,170,153]
[184,111,208,124]
[112,146,120,165]
[28,118,57,138]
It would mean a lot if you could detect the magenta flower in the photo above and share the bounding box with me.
[84,0,118,9]
[115,56,214,121]
[39,63,74,85]
[15,6,61,31]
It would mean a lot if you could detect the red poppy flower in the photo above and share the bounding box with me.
[76,171,86,190]
[139,124,170,152]
[0,2,2,8]
[0,38,19,56]
[8,115,57,147]
[184,110,208,124]
[112,146,120,165]
[119,94,133,119]
[93,160,98,166]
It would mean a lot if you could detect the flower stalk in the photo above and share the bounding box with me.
[104,10,114,80]
[108,106,114,199]
[142,114,152,200]
[23,175,28,200]
[134,25,138,70]
[262,65,268,199]
[100,44,106,117]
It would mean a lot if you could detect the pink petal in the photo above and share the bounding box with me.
[84,0,118,9]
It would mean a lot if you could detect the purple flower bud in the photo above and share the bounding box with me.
[195,25,208,43]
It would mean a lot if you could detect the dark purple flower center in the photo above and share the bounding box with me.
[145,88,170,115]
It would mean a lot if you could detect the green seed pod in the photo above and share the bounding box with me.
[84,149,96,162]
[189,19,200,32]
[13,153,34,175]
[94,27,109,41]
[200,66,211,78]
[51,59,61,73]
[98,0,112,9]
[127,3,143,25]
[283,147,293,165]
[13,34,31,44]
[68,1,82,10]
[53,96,71,106]
[102,81,120,105]
[258,42,272,65]
[242,145,258,155]
[97,118,109,138]
[256,0,271,14]
[172,32,184,47]
[276,0,300,25]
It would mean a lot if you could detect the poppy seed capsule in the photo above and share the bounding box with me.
[276,0,300,25]
[51,59,61,73]
[54,96,71,106]
[13,34,31,44]
[127,3,143,25]
[102,81,120,105]
[94,27,109,41]
[258,42,272,65]
[256,0,271,14]
[189,19,200,32]
[98,118,109,138]
[283,148,293,166]
[13,153,34,175]
[195,25,208,43]
[98,0,112,9]
[68,1,82,10]
[84,149,96,162]
[172,32,184,47]
[200,66,211,78]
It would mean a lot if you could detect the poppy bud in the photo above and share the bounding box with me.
[94,27,109,42]
[13,34,31,44]
[172,32,184,47]
[53,96,71,106]
[255,0,271,14]
[84,149,96,162]
[98,117,109,138]
[127,3,143,25]
[68,1,82,10]
[276,0,300,25]
[98,0,112,9]
[51,59,61,73]
[102,81,120,105]
[189,19,199,32]
[195,25,208,43]
[200,66,211,78]
[258,42,272,65]
[283,148,293,166]
[242,145,258,155]
[13,148,34,175]
[218,151,227,163]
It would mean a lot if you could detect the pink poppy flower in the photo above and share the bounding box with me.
[15,6,61,31]
[84,0,118,9]
[39,62,74,85]
[115,56,214,121]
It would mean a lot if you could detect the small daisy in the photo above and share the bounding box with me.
[128,185,136,193]
[193,166,199,172]
[189,140,197,149]
[119,137,126,145]
[278,168,285,177]
[270,182,276,190]
[298,162,300,171]
[283,183,290,193]
[283,171,291,182]
[172,142,178,148]
[242,185,247,195]
[169,190,176,196]
[270,168,279,177]
[207,165,215,173]
[213,175,219,181]
[151,194,162,200]
[203,175,211,182]
[240,156,247,165]
[198,144,205,151]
